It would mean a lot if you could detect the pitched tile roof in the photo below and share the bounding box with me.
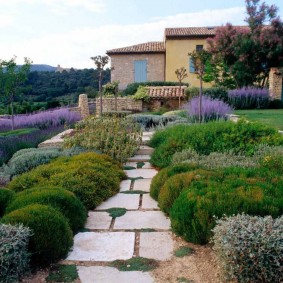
[165,27,216,39]
[146,86,186,99]
[106,41,165,55]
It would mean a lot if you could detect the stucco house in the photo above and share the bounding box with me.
[106,26,282,100]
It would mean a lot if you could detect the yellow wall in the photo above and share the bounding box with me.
[165,38,212,88]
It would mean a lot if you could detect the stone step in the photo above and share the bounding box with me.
[136,145,154,155]
[128,155,151,162]
[125,169,158,179]
[141,136,150,145]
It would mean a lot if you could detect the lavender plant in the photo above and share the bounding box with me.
[0,108,80,131]
[228,87,269,109]
[184,96,233,122]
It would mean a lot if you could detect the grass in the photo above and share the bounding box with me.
[123,165,136,170]
[106,207,127,218]
[137,161,145,168]
[234,109,283,131]
[109,257,158,271]
[174,246,195,257]
[46,265,78,282]
[0,128,38,137]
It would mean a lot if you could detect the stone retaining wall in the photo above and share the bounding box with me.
[269,68,282,100]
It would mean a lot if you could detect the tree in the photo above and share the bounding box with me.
[175,67,188,109]
[207,0,283,88]
[188,50,211,122]
[0,57,32,130]
[90,55,109,116]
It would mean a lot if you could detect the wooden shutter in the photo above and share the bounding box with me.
[134,60,147,82]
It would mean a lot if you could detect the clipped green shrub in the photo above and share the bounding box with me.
[6,187,87,233]
[150,163,198,200]
[149,120,283,168]
[8,152,125,209]
[132,86,150,102]
[0,223,31,283]
[158,170,213,214]
[5,146,90,178]
[170,167,283,244]
[212,214,283,283]
[65,116,141,163]
[0,188,15,217]
[185,86,228,102]
[1,204,73,265]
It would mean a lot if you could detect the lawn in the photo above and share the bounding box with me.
[234,109,283,131]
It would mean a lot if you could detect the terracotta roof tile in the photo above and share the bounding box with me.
[106,41,165,55]
[146,86,186,99]
[165,27,216,38]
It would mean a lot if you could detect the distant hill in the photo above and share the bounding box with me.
[16,64,56,72]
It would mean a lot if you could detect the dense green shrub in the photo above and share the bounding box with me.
[65,116,141,163]
[6,188,87,233]
[123,81,188,96]
[132,86,150,102]
[149,120,283,168]
[8,152,125,209]
[268,99,283,109]
[185,87,228,102]
[212,214,283,283]
[128,114,187,130]
[170,167,283,244]
[172,149,257,169]
[0,223,31,283]
[150,163,198,200]
[162,110,188,118]
[260,154,283,174]
[1,204,73,266]
[0,188,15,217]
[4,146,91,178]
[158,170,213,214]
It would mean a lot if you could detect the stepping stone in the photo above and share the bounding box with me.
[133,179,151,192]
[124,162,137,169]
[96,194,139,210]
[119,180,131,192]
[77,266,154,283]
[141,137,150,145]
[128,155,151,162]
[142,194,159,209]
[139,232,174,260]
[136,145,154,155]
[141,162,155,169]
[125,169,158,179]
[85,212,112,230]
[143,131,155,137]
[114,211,170,230]
[67,232,135,261]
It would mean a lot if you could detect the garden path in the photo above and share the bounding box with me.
[63,132,175,283]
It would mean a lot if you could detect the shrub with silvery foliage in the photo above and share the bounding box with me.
[0,223,31,283]
[212,214,283,283]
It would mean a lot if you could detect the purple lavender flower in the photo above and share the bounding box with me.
[184,96,233,122]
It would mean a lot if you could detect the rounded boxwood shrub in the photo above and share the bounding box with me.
[8,152,126,210]
[170,168,283,244]
[158,170,213,214]
[1,204,73,266]
[150,163,198,200]
[6,187,87,233]
[0,188,15,217]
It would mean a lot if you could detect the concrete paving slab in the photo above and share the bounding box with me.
[67,232,135,261]
[141,162,155,169]
[77,266,154,283]
[114,211,170,230]
[128,155,151,162]
[142,194,159,209]
[139,232,174,261]
[143,131,155,137]
[125,169,158,179]
[96,194,139,210]
[119,180,131,192]
[85,212,112,230]
[136,146,154,155]
[133,179,151,192]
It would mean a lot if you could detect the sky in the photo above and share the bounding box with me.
[0,0,282,69]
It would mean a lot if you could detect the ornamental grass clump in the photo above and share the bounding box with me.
[228,87,269,109]
[183,95,233,122]
[212,214,283,283]
[0,224,31,283]
[65,115,142,163]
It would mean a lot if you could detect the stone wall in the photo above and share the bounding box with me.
[96,97,142,114]
[269,68,282,100]
[110,53,165,89]
[78,94,90,118]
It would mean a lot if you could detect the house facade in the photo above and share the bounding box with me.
[106,27,216,89]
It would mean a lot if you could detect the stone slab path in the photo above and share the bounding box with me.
[64,132,174,283]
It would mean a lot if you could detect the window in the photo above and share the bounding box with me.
[189,57,195,73]
[196,45,203,52]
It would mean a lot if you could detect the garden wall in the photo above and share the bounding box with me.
[269,67,282,100]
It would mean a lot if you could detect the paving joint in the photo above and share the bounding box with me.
[109,218,115,231]
[133,231,140,257]
[138,194,143,210]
